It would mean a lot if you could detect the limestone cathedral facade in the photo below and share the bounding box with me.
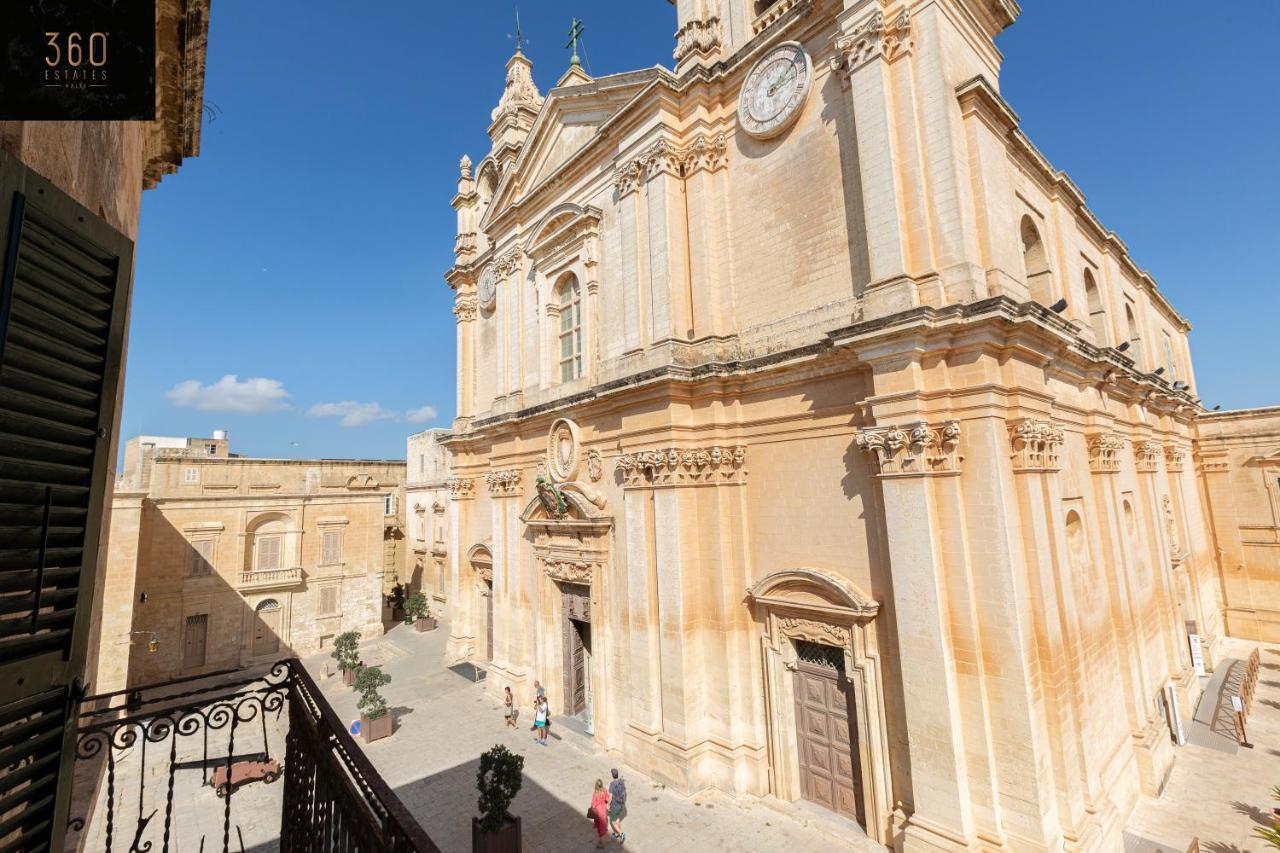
[438,2,1238,849]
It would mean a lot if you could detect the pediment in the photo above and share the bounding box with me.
[482,69,663,229]
[748,568,880,620]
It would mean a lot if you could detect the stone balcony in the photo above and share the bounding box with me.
[237,567,304,590]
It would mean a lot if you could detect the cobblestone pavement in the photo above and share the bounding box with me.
[305,620,879,853]
[1125,638,1280,852]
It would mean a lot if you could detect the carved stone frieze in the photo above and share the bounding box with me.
[831,10,912,75]
[537,554,598,586]
[1086,433,1126,473]
[485,468,523,497]
[615,445,747,487]
[586,449,603,482]
[447,477,475,500]
[453,295,477,322]
[1164,444,1186,473]
[777,616,850,648]
[493,247,523,278]
[613,134,728,197]
[1009,419,1064,472]
[1135,441,1164,473]
[854,421,961,477]
[674,16,722,63]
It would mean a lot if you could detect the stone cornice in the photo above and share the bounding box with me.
[485,468,523,497]
[1086,433,1126,473]
[830,10,912,75]
[854,421,961,477]
[615,445,746,488]
[1008,419,1064,473]
[613,133,728,197]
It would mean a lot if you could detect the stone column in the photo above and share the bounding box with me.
[853,422,975,851]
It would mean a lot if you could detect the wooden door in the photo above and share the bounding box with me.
[183,614,208,668]
[253,604,280,657]
[568,620,587,715]
[793,642,862,824]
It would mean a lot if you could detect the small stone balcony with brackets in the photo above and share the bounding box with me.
[237,567,305,591]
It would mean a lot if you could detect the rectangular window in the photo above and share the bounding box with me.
[321,531,342,565]
[184,467,198,483]
[184,614,208,668]
[318,585,339,617]
[384,494,396,516]
[205,443,217,455]
[189,539,214,576]
[419,453,425,475]
[256,536,281,571]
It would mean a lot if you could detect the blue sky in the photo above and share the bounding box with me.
[122,1,1280,461]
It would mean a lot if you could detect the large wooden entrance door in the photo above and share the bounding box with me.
[253,599,281,657]
[793,641,862,824]
[184,614,208,668]
[561,583,592,718]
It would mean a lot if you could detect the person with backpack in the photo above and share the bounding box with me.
[607,767,627,843]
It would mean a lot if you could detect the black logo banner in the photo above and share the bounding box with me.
[1,0,156,120]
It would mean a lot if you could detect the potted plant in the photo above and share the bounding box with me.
[385,582,406,622]
[406,591,436,632]
[355,665,394,743]
[472,744,523,853]
[332,630,361,687]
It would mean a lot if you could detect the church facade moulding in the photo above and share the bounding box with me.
[453,295,477,323]
[854,421,961,477]
[830,9,912,76]
[485,469,523,497]
[536,554,601,586]
[1086,433,1126,473]
[615,445,747,488]
[612,133,729,197]
[1008,418,1065,473]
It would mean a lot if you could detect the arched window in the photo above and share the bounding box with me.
[1083,268,1106,343]
[555,273,582,382]
[1020,216,1053,305]
[1124,303,1142,365]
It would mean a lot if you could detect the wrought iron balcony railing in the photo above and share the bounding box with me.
[67,659,437,852]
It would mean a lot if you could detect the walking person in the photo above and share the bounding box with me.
[533,695,549,745]
[531,681,545,731]
[588,778,611,849]
[607,768,627,843]
[503,686,517,728]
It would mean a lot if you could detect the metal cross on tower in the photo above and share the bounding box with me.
[566,18,585,67]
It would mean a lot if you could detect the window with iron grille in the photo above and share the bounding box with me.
[796,640,845,674]
[321,531,342,565]
[189,538,214,576]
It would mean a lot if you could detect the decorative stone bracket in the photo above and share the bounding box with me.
[854,421,961,477]
[1009,419,1064,473]
[485,469,523,497]
[447,477,475,500]
[615,445,746,487]
[613,133,728,197]
[1086,433,1126,473]
[830,10,912,76]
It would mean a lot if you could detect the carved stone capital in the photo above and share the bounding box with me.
[854,421,961,477]
[1086,433,1126,473]
[831,10,912,75]
[454,231,477,259]
[612,133,728,197]
[615,445,747,488]
[537,554,598,585]
[453,295,477,323]
[447,477,475,500]
[1009,419,1064,473]
[1164,444,1187,473]
[493,247,523,278]
[1135,440,1164,474]
[673,16,721,63]
[485,468,523,497]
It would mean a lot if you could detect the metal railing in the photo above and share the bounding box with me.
[68,659,437,852]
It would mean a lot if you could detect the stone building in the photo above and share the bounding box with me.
[437,2,1239,850]
[1196,407,1280,643]
[95,434,405,693]
[406,428,453,612]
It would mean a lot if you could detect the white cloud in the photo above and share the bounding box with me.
[307,400,396,428]
[406,405,438,424]
[165,375,291,413]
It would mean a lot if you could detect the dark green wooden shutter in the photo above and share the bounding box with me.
[0,151,134,852]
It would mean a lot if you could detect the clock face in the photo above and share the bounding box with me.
[477,265,497,311]
[738,43,811,139]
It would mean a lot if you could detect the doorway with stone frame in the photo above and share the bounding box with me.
[560,582,593,732]
[747,568,892,845]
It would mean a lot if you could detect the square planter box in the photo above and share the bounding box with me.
[361,712,393,743]
[342,668,358,687]
[472,814,520,853]
[414,617,438,632]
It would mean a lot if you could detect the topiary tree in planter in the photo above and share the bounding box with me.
[332,630,361,686]
[406,591,435,631]
[355,665,393,743]
[473,744,523,852]
[385,582,406,621]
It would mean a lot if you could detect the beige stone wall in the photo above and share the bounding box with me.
[1197,407,1280,641]
[94,454,405,691]
[406,429,452,612]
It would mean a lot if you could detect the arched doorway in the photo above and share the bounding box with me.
[747,569,891,844]
[253,598,281,657]
[467,545,494,662]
